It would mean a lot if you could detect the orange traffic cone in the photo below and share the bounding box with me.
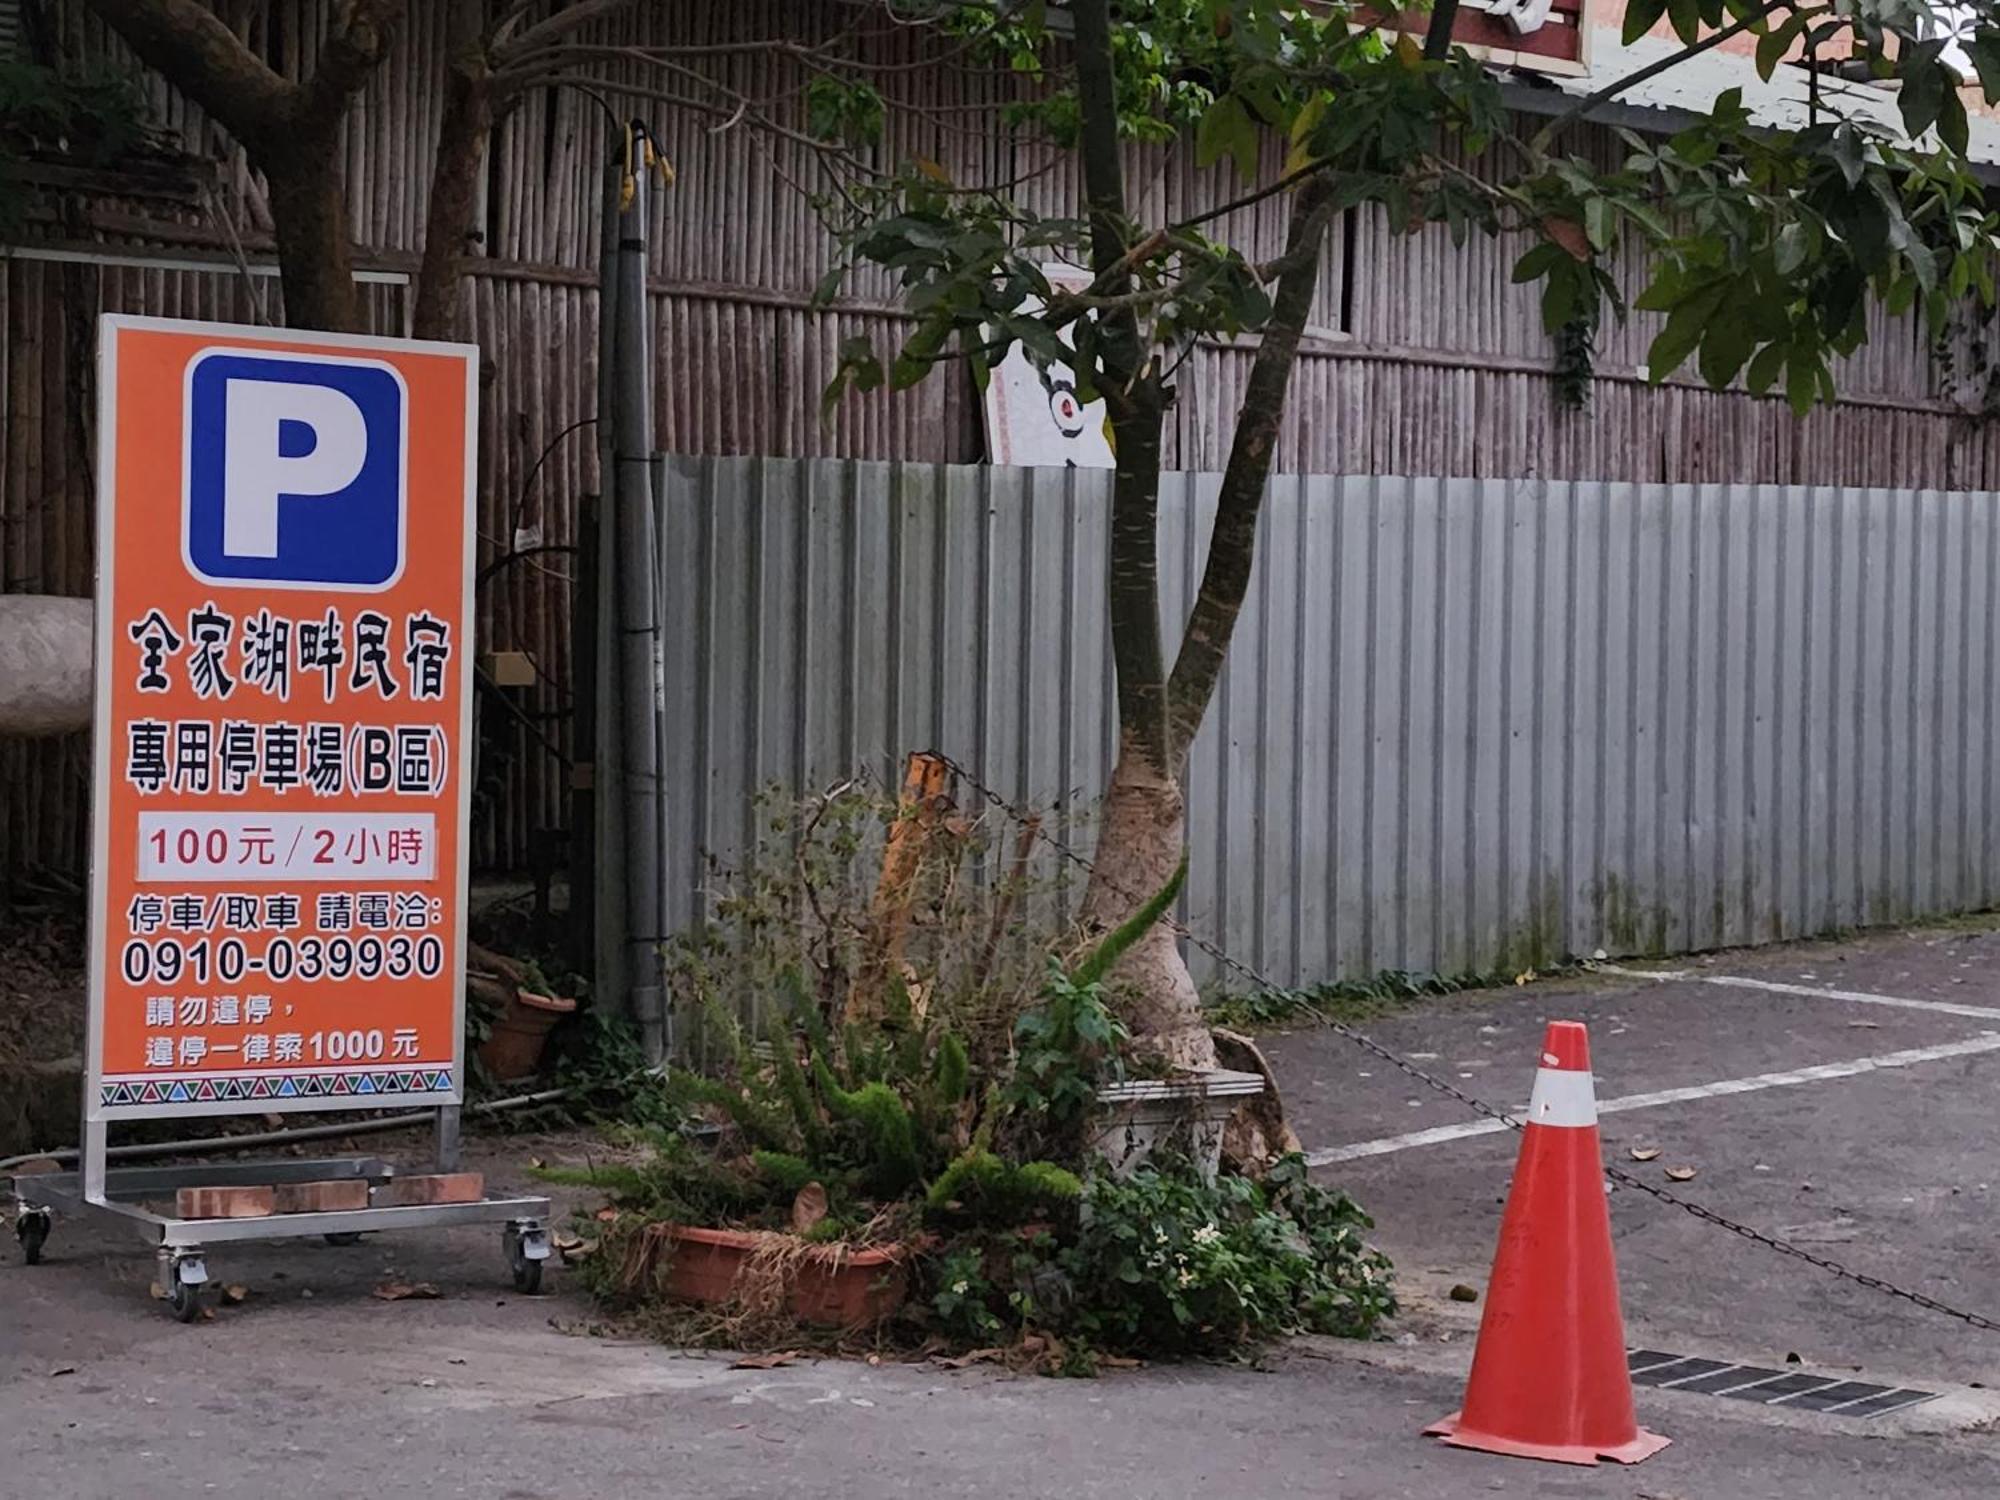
[1425,1020,1669,1466]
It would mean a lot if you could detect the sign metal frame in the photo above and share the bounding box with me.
[9,315,550,1320]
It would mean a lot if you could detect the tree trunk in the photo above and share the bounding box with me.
[83,0,402,336]
[1075,168,1338,1065]
[1064,0,1215,1065]
[412,2,495,342]
[1081,740,1215,1070]
[259,143,364,333]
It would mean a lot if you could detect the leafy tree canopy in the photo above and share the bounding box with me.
[807,0,2000,417]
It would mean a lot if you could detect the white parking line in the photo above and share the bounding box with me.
[1594,963,2000,1022]
[1304,1032,2000,1165]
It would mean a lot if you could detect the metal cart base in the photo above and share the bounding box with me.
[8,1107,552,1322]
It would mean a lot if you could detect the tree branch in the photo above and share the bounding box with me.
[1424,0,1462,62]
[515,71,883,173]
[296,0,406,134]
[1164,173,1339,759]
[494,0,637,65]
[80,0,291,139]
[1073,0,1172,777]
[1530,0,1793,153]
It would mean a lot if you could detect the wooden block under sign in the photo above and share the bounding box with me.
[271,1179,371,1214]
[176,1185,275,1220]
[378,1172,484,1207]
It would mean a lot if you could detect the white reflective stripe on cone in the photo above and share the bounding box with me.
[1526,1067,1598,1127]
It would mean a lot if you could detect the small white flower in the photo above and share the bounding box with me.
[951,1279,970,1295]
[1192,1223,1221,1246]
[1178,1269,1196,1288]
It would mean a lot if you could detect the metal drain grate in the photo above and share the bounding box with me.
[1628,1350,1940,1418]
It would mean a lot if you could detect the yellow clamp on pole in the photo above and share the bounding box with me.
[643,136,675,189]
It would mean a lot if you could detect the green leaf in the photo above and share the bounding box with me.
[1666,0,1701,46]
[1938,85,1970,158]
[1756,12,1807,82]
[889,315,950,390]
[1773,221,1809,277]
[1785,349,1818,416]
[1885,272,1919,318]
[1647,312,1704,382]
[1644,280,1729,380]
[1623,0,1669,45]
[1697,310,1755,389]
[1828,125,1865,190]
[1542,264,1580,333]
[1584,195,1615,253]
[1511,241,1567,284]
[1970,29,2000,103]
[1900,60,1947,140]
[1745,339,1788,397]
[1196,93,1258,181]
[1286,93,1328,176]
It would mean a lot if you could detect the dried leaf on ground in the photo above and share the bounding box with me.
[220,1284,250,1305]
[932,1347,1006,1370]
[373,1281,442,1301]
[730,1350,801,1370]
[594,1206,621,1223]
[48,1365,75,1378]
[1629,1146,1663,1162]
[1664,1166,1698,1182]
[1097,1354,1144,1369]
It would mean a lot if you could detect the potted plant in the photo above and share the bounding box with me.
[468,944,577,1081]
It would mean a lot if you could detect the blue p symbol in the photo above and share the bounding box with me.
[184,352,406,590]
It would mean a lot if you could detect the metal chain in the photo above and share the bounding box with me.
[927,750,2000,1335]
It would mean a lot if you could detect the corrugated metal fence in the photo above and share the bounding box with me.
[662,456,2000,988]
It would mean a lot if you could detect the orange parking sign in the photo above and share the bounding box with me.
[89,316,478,1119]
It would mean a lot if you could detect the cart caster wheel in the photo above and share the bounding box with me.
[504,1225,548,1295]
[323,1232,364,1246]
[168,1278,206,1324]
[15,1211,50,1265]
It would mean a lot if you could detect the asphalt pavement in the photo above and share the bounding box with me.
[7,921,2000,1497]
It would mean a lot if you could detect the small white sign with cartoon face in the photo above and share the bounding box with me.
[981,264,1116,470]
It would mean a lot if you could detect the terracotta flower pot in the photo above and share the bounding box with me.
[659,1225,911,1328]
[476,988,577,1082]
